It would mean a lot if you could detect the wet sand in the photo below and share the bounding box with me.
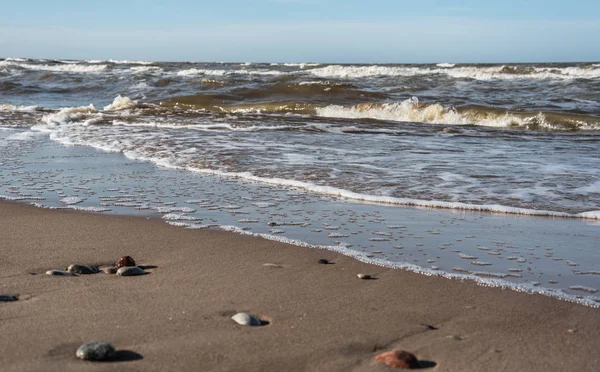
[1,200,599,371]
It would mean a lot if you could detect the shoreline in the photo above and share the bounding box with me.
[2,124,600,306]
[1,200,599,371]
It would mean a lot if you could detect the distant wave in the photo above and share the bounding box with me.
[177,68,284,76]
[0,61,107,73]
[307,64,600,80]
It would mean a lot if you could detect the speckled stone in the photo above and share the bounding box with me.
[0,294,18,302]
[115,256,136,268]
[67,264,98,275]
[117,266,145,276]
[231,312,262,326]
[46,270,76,276]
[76,341,116,361]
[357,273,372,280]
[375,350,420,369]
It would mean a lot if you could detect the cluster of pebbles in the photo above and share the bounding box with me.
[73,259,418,367]
[45,256,147,277]
[2,249,426,367]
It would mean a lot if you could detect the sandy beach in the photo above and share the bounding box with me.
[1,200,598,371]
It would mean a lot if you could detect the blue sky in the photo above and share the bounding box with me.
[1,0,599,63]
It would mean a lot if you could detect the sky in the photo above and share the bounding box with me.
[1,0,599,63]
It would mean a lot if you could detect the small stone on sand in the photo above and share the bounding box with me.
[115,256,136,268]
[76,341,116,361]
[46,270,75,276]
[100,266,118,274]
[231,312,262,326]
[357,273,371,280]
[67,264,98,275]
[263,263,283,268]
[117,266,145,276]
[0,294,18,302]
[375,350,420,369]
[318,259,329,265]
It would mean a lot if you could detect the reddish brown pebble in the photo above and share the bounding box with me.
[115,256,136,268]
[375,350,420,369]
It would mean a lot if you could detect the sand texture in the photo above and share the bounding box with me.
[1,201,599,371]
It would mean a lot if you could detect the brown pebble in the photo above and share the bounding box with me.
[375,350,420,369]
[115,256,136,268]
[100,266,118,274]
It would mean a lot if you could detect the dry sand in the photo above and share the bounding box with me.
[1,200,599,371]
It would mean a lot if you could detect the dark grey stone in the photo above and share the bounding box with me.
[76,341,116,361]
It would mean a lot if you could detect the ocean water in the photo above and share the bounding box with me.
[1,58,599,306]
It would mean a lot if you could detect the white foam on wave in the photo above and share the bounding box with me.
[0,61,108,73]
[108,59,154,65]
[4,57,29,62]
[44,125,599,219]
[436,63,456,68]
[283,63,320,68]
[130,66,162,73]
[177,68,283,76]
[103,95,138,111]
[41,104,97,125]
[29,201,111,212]
[315,97,577,129]
[317,99,470,126]
[0,104,38,112]
[60,196,84,205]
[113,120,295,132]
[308,64,600,80]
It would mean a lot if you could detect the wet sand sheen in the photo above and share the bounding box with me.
[1,200,599,371]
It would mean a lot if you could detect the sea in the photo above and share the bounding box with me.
[1,57,599,306]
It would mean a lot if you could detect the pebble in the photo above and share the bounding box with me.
[0,294,18,302]
[115,256,136,268]
[46,270,76,276]
[231,312,262,326]
[263,263,283,269]
[76,341,116,361]
[374,350,420,369]
[67,264,99,275]
[100,266,118,274]
[117,266,146,276]
[318,259,329,265]
[357,273,372,280]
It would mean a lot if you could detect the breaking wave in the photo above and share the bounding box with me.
[315,98,600,131]
[161,94,600,131]
[29,96,600,220]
